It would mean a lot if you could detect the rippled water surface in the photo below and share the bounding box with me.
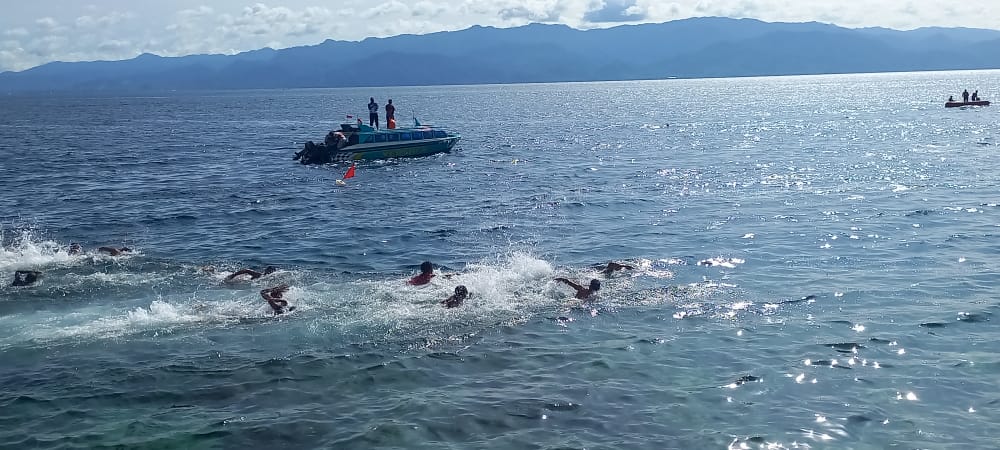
[2,71,1000,449]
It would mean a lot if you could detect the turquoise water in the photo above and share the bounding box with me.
[2,70,999,449]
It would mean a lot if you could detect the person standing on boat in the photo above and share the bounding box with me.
[368,97,380,129]
[963,89,969,102]
[972,90,979,101]
[385,99,396,129]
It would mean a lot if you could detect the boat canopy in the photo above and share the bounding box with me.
[338,122,451,144]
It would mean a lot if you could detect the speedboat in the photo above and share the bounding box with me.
[945,100,990,107]
[294,119,460,165]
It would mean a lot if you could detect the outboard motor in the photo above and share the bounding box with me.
[295,140,336,165]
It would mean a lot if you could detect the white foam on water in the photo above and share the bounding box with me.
[0,229,143,276]
[11,290,275,346]
[1,249,754,348]
[628,258,674,279]
[328,252,560,331]
[0,230,79,271]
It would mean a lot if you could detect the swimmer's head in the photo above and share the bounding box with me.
[420,261,433,274]
[120,247,132,253]
[264,266,277,275]
[589,279,601,291]
[454,285,468,298]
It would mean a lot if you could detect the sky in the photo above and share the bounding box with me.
[1,0,998,73]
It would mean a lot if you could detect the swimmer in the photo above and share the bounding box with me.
[260,284,294,315]
[11,270,42,287]
[225,266,277,282]
[442,285,468,308]
[97,246,132,256]
[68,243,82,255]
[554,277,601,300]
[600,261,634,276]
[408,261,435,286]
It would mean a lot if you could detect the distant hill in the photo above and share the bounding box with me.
[2,17,999,92]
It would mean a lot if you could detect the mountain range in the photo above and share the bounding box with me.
[2,17,999,93]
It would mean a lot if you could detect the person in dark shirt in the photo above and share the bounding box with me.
[98,246,132,256]
[554,277,601,300]
[408,261,435,286]
[599,261,635,276]
[11,270,42,286]
[260,284,295,315]
[385,99,396,129]
[442,285,468,308]
[963,89,969,102]
[225,266,277,282]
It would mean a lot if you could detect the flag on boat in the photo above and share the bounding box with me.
[343,164,356,180]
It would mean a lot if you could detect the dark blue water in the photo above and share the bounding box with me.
[2,71,1000,449]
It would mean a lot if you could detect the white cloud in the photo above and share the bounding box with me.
[360,0,411,19]
[178,6,215,19]
[35,17,60,30]
[75,11,133,28]
[97,39,132,52]
[4,28,30,38]
[413,1,448,17]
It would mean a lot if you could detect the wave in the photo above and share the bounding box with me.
[0,229,79,271]
[0,228,140,273]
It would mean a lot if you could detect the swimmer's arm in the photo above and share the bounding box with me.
[97,246,120,256]
[226,269,262,281]
[554,277,583,291]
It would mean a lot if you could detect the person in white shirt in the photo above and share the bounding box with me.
[368,97,380,129]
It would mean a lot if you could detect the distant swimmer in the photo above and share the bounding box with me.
[554,277,601,300]
[68,243,82,255]
[11,270,42,287]
[600,261,635,276]
[97,246,132,256]
[225,266,277,282]
[442,285,468,308]
[260,284,295,315]
[408,261,435,286]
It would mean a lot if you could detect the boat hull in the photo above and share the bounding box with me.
[295,136,460,165]
[341,137,460,161]
[945,100,990,107]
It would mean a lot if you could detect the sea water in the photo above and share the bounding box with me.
[1,70,999,449]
